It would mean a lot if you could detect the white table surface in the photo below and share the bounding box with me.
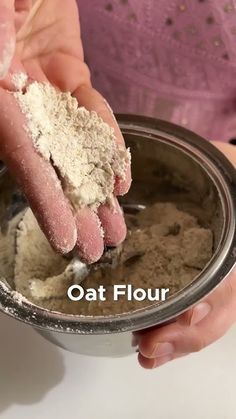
[0,312,235,419]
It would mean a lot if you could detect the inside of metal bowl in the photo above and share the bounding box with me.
[120,134,224,250]
[0,118,234,333]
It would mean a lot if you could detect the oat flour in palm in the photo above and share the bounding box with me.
[14,81,130,210]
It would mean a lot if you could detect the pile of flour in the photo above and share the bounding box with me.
[14,80,130,210]
[6,203,213,316]
[0,77,213,316]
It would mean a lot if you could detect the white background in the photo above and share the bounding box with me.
[0,312,235,419]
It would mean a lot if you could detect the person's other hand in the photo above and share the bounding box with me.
[0,0,131,262]
[138,142,236,369]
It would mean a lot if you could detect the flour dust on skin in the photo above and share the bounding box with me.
[0,76,213,317]
[13,80,131,211]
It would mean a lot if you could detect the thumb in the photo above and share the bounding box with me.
[0,0,15,80]
[177,269,236,327]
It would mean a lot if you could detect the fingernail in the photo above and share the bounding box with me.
[152,355,173,368]
[152,342,174,358]
[190,302,211,325]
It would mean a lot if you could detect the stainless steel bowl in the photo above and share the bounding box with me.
[0,116,236,357]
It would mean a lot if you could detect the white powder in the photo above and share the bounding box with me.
[11,72,28,91]
[11,203,213,316]
[0,279,30,306]
[14,81,131,210]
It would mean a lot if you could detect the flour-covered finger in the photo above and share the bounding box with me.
[97,198,127,247]
[75,208,104,264]
[0,88,76,254]
[73,85,132,196]
[114,165,132,196]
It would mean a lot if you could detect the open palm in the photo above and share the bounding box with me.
[15,0,89,92]
[0,0,131,262]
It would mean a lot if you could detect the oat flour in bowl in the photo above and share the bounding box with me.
[0,202,213,316]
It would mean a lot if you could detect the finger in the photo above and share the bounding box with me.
[0,1,15,79]
[97,197,127,246]
[114,166,132,197]
[178,271,236,327]
[75,208,104,264]
[138,353,173,369]
[177,302,211,327]
[0,56,29,91]
[73,85,132,195]
[138,271,236,358]
[138,352,188,369]
[212,141,236,167]
[0,88,76,254]
[166,304,234,355]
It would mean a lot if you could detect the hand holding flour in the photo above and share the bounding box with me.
[0,0,131,262]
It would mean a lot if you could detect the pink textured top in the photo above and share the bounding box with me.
[77,0,236,142]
